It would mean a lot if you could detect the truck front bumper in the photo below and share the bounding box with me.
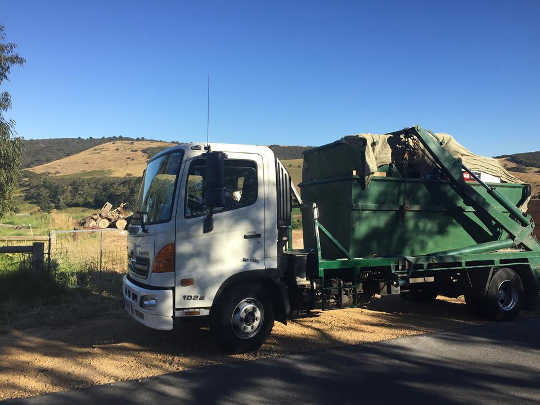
[122,275,174,331]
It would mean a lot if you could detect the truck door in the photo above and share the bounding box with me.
[175,152,265,309]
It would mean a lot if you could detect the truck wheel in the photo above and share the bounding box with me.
[484,268,523,321]
[211,283,274,353]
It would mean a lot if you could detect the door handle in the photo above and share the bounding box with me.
[244,233,261,239]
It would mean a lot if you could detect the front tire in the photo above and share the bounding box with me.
[211,283,274,353]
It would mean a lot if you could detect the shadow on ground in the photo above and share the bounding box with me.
[1,293,538,401]
[4,316,540,405]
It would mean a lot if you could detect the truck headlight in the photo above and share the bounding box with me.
[140,295,158,308]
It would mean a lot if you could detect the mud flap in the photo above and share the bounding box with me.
[273,279,291,324]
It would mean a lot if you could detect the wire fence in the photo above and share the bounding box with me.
[51,229,127,296]
[51,229,128,272]
[0,236,49,273]
[0,229,128,297]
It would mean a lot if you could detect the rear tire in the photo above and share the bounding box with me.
[484,268,523,321]
[211,283,274,353]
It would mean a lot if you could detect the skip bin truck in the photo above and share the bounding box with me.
[123,126,540,352]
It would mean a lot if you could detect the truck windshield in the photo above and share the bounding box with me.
[135,150,184,225]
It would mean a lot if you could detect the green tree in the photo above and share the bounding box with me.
[0,25,25,219]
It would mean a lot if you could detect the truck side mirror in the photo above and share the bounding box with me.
[203,151,226,233]
[204,151,226,208]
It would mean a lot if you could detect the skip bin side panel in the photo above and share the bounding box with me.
[349,178,527,257]
[301,181,352,259]
[303,175,530,259]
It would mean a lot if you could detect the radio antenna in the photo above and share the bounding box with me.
[206,74,210,147]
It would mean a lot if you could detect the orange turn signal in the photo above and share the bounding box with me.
[153,243,175,273]
[180,278,194,286]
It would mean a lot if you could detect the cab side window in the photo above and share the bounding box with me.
[185,158,258,218]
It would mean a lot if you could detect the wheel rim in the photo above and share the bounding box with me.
[231,298,264,339]
[497,280,518,312]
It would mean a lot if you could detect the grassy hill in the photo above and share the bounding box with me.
[269,145,312,160]
[496,151,540,169]
[28,140,176,178]
[497,155,540,199]
[21,137,143,168]
[281,159,303,187]
[24,137,312,178]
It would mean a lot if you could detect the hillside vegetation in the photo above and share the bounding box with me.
[497,156,540,199]
[28,140,176,178]
[22,137,313,170]
[22,137,137,168]
[26,139,310,182]
[19,139,310,213]
[22,172,141,212]
[269,145,312,160]
[281,159,303,187]
[496,151,540,169]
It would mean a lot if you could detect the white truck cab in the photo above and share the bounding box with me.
[123,142,295,352]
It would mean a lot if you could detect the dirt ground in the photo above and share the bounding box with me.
[7,142,537,401]
[1,230,538,401]
[4,294,538,401]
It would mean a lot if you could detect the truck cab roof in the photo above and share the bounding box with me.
[150,143,275,162]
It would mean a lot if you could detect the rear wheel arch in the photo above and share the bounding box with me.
[210,281,275,353]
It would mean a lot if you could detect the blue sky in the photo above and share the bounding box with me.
[1,0,539,156]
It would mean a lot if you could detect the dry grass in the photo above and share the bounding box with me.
[281,159,303,187]
[0,230,128,329]
[28,140,176,178]
[49,212,77,229]
[498,157,540,199]
[292,229,304,249]
[52,230,127,273]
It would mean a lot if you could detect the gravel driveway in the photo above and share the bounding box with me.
[1,294,537,401]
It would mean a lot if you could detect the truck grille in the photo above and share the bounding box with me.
[129,256,150,278]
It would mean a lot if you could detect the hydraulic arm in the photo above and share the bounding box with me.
[408,126,540,252]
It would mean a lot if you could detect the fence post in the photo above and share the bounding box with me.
[48,230,55,271]
[32,242,44,274]
[99,230,103,272]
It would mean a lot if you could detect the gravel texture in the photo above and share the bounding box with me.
[1,295,509,401]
